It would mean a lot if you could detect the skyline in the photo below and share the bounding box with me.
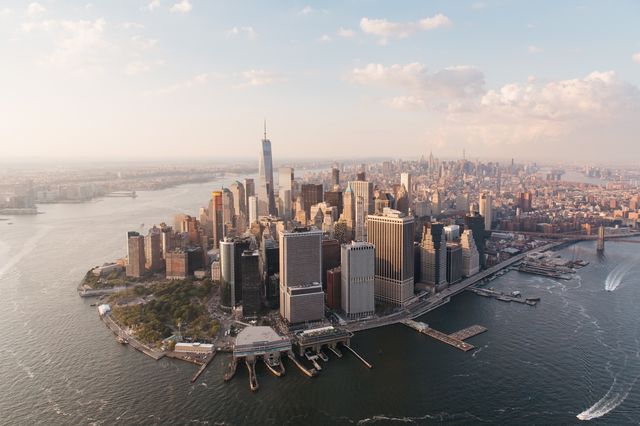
[2,1,640,161]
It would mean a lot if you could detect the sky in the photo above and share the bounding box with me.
[1,0,640,163]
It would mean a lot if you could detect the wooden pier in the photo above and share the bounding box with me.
[190,351,216,383]
[402,320,485,352]
[449,325,487,341]
[342,344,373,369]
[287,352,318,377]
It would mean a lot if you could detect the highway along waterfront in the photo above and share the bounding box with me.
[1,180,639,424]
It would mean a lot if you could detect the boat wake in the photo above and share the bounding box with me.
[576,375,639,421]
[604,260,637,292]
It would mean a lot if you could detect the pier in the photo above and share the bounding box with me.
[341,344,373,369]
[245,358,259,391]
[287,352,318,377]
[402,320,483,352]
[190,351,216,383]
[223,358,237,381]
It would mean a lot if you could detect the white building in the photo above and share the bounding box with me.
[341,242,375,319]
[461,229,480,277]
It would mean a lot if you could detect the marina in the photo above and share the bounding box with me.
[468,287,540,306]
[402,320,487,352]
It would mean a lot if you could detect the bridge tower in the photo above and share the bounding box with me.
[596,225,605,252]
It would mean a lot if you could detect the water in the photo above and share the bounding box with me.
[1,181,639,425]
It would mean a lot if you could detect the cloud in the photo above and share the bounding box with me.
[633,52,640,64]
[170,0,192,13]
[131,35,157,50]
[121,22,144,30]
[27,2,45,17]
[528,45,543,54]
[300,6,313,15]
[348,62,484,109]
[337,27,355,38]
[239,70,285,87]
[472,2,487,9]
[145,73,214,96]
[360,14,451,43]
[317,34,331,43]
[144,0,160,11]
[125,61,151,76]
[226,26,258,40]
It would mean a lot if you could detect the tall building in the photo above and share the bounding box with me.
[355,196,366,241]
[244,178,255,215]
[230,181,246,219]
[348,180,374,214]
[222,188,235,235]
[366,209,415,306]
[126,231,145,277]
[464,213,486,269]
[324,190,343,217]
[301,183,324,221]
[326,267,341,310]
[444,224,460,241]
[279,228,325,323]
[248,195,258,224]
[479,192,492,231]
[260,236,280,308]
[240,250,261,317]
[257,125,276,216]
[342,183,355,240]
[331,167,340,189]
[341,241,375,319]
[460,229,480,277]
[165,250,188,280]
[321,238,341,290]
[420,223,447,288]
[400,172,412,209]
[144,227,163,272]
[278,167,293,220]
[219,240,236,309]
[446,243,463,284]
[211,190,223,249]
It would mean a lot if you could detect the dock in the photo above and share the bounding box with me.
[245,359,259,391]
[328,346,343,358]
[449,325,487,340]
[287,352,318,377]
[190,351,216,383]
[223,358,238,381]
[342,344,373,369]
[402,320,478,352]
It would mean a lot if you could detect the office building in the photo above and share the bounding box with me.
[321,238,341,290]
[301,183,324,221]
[446,243,463,284]
[257,126,276,216]
[324,190,343,217]
[144,227,163,272]
[480,192,492,231]
[260,236,280,308]
[244,178,255,215]
[464,213,486,269]
[230,181,246,219]
[444,224,460,242]
[420,223,447,288]
[165,250,188,279]
[279,228,325,323]
[342,183,355,240]
[326,267,341,310]
[211,190,223,249]
[219,240,236,309]
[241,250,261,317]
[401,172,412,208]
[248,195,258,224]
[331,167,340,189]
[460,229,480,277]
[348,180,374,214]
[341,241,375,319]
[366,209,415,306]
[126,231,146,278]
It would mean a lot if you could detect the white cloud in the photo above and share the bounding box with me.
[360,14,451,43]
[125,61,151,75]
[240,70,285,87]
[121,22,144,30]
[300,6,313,15]
[145,0,160,11]
[472,2,487,10]
[226,26,258,40]
[131,35,157,50]
[337,27,355,38]
[387,95,426,110]
[528,45,543,54]
[317,34,331,43]
[170,0,192,13]
[349,62,484,108]
[27,2,45,17]
[633,52,640,64]
[145,73,213,96]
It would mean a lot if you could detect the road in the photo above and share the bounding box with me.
[345,242,562,333]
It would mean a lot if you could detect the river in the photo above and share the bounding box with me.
[1,179,639,425]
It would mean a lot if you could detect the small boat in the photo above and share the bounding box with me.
[116,335,128,344]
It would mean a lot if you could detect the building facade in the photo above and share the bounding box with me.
[341,242,375,319]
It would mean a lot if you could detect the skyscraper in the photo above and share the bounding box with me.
[219,239,236,309]
[222,187,235,235]
[400,172,412,209]
[278,167,293,220]
[211,190,223,249]
[341,241,375,319]
[144,227,163,272]
[248,195,258,224]
[230,181,246,219]
[240,250,261,317]
[279,228,325,323]
[348,180,374,214]
[420,223,447,288]
[126,231,145,278]
[480,192,492,231]
[257,124,276,216]
[366,209,415,306]
[446,243,463,284]
[342,182,355,240]
[301,183,324,221]
[244,178,255,216]
[331,167,340,189]
[464,213,486,269]
[355,195,366,241]
[460,229,480,277]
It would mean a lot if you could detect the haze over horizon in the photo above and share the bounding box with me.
[2,0,640,161]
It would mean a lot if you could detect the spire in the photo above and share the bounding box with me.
[263,119,267,140]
